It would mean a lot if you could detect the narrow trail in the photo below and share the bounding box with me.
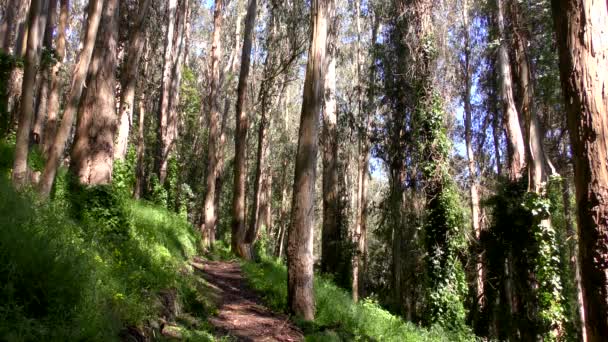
[199,260,303,342]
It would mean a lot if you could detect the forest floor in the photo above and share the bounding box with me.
[197,259,303,342]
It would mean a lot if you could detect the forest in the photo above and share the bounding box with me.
[0,0,606,340]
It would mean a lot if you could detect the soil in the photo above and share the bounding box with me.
[200,260,303,342]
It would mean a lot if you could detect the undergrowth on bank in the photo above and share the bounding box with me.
[240,257,476,342]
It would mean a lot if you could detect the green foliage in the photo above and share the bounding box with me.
[149,174,169,207]
[415,93,468,328]
[483,177,568,340]
[112,146,137,194]
[241,259,475,341]
[522,188,566,341]
[0,173,214,340]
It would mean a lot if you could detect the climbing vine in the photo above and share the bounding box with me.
[417,92,468,329]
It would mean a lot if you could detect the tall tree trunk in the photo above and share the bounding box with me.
[134,46,150,199]
[31,0,55,146]
[462,0,484,310]
[287,0,329,321]
[42,0,68,156]
[496,0,525,182]
[69,0,119,186]
[552,0,608,339]
[232,0,257,258]
[12,0,43,188]
[201,0,224,248]
[38,0,103,196]
[114,0,152,161]
[321,0,340,276]
[247,102,269,244]
[133,86,147,199]
[156,0,178,184]
[562,177,587,341]
[353,0,372,302]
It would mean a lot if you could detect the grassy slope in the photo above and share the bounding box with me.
[0,175,216,341]
[241,259,475,342]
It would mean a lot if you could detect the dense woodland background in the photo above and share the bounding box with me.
[0,0,607,340]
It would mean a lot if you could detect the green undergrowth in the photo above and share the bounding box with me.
[240,258,476,342]
[0,175,218,341]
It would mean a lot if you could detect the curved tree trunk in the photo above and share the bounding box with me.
[552,0,608,339]
[37,0,103,196]
[287,0,330,321]
[69,0,119,186]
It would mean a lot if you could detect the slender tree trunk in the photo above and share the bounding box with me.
[353,0,372,302]
[114,0,152,161]
[156,0,178,184]
[12,0,42,188]
[31,0,55,146]
[134,46,150,200]
[247,102,269,243]
[552,0,608,339]
[321,0,340,276]
[42,0,68,156]
[38,0,103,196]
[134,88,147,199]
[496,0,525,182]
[462,0,484,310]
[201,0,224,248]
[232,0,257,258]
[562,177,587,341]
[287,0,329,321]
[70,0,119,186]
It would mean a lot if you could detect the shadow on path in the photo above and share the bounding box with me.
[200,260,303,342]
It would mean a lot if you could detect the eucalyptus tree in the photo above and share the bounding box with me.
[38,0,103,196]
[12,0,43,188]
[287,0,331,320]
[552,0,608,339]
[70,0,120,185]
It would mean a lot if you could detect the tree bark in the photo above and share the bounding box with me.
[1,0,31,54]
[462,0,484,310]
[287,0,329,321]
[156,0,178,184]
[552,0,608,339]
[38,0,103,196]
[42,0,68,156]
[496,0,525,182]
[69,0,119,186]
[12,0,42,188]
[114,0,152,161]
[133,45,150,200]
[320,0,340,276]
[201,0,224,248]
[31,0,55,146]
[232,0,257,258]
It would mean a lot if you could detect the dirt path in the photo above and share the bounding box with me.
[199,260,303,342]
